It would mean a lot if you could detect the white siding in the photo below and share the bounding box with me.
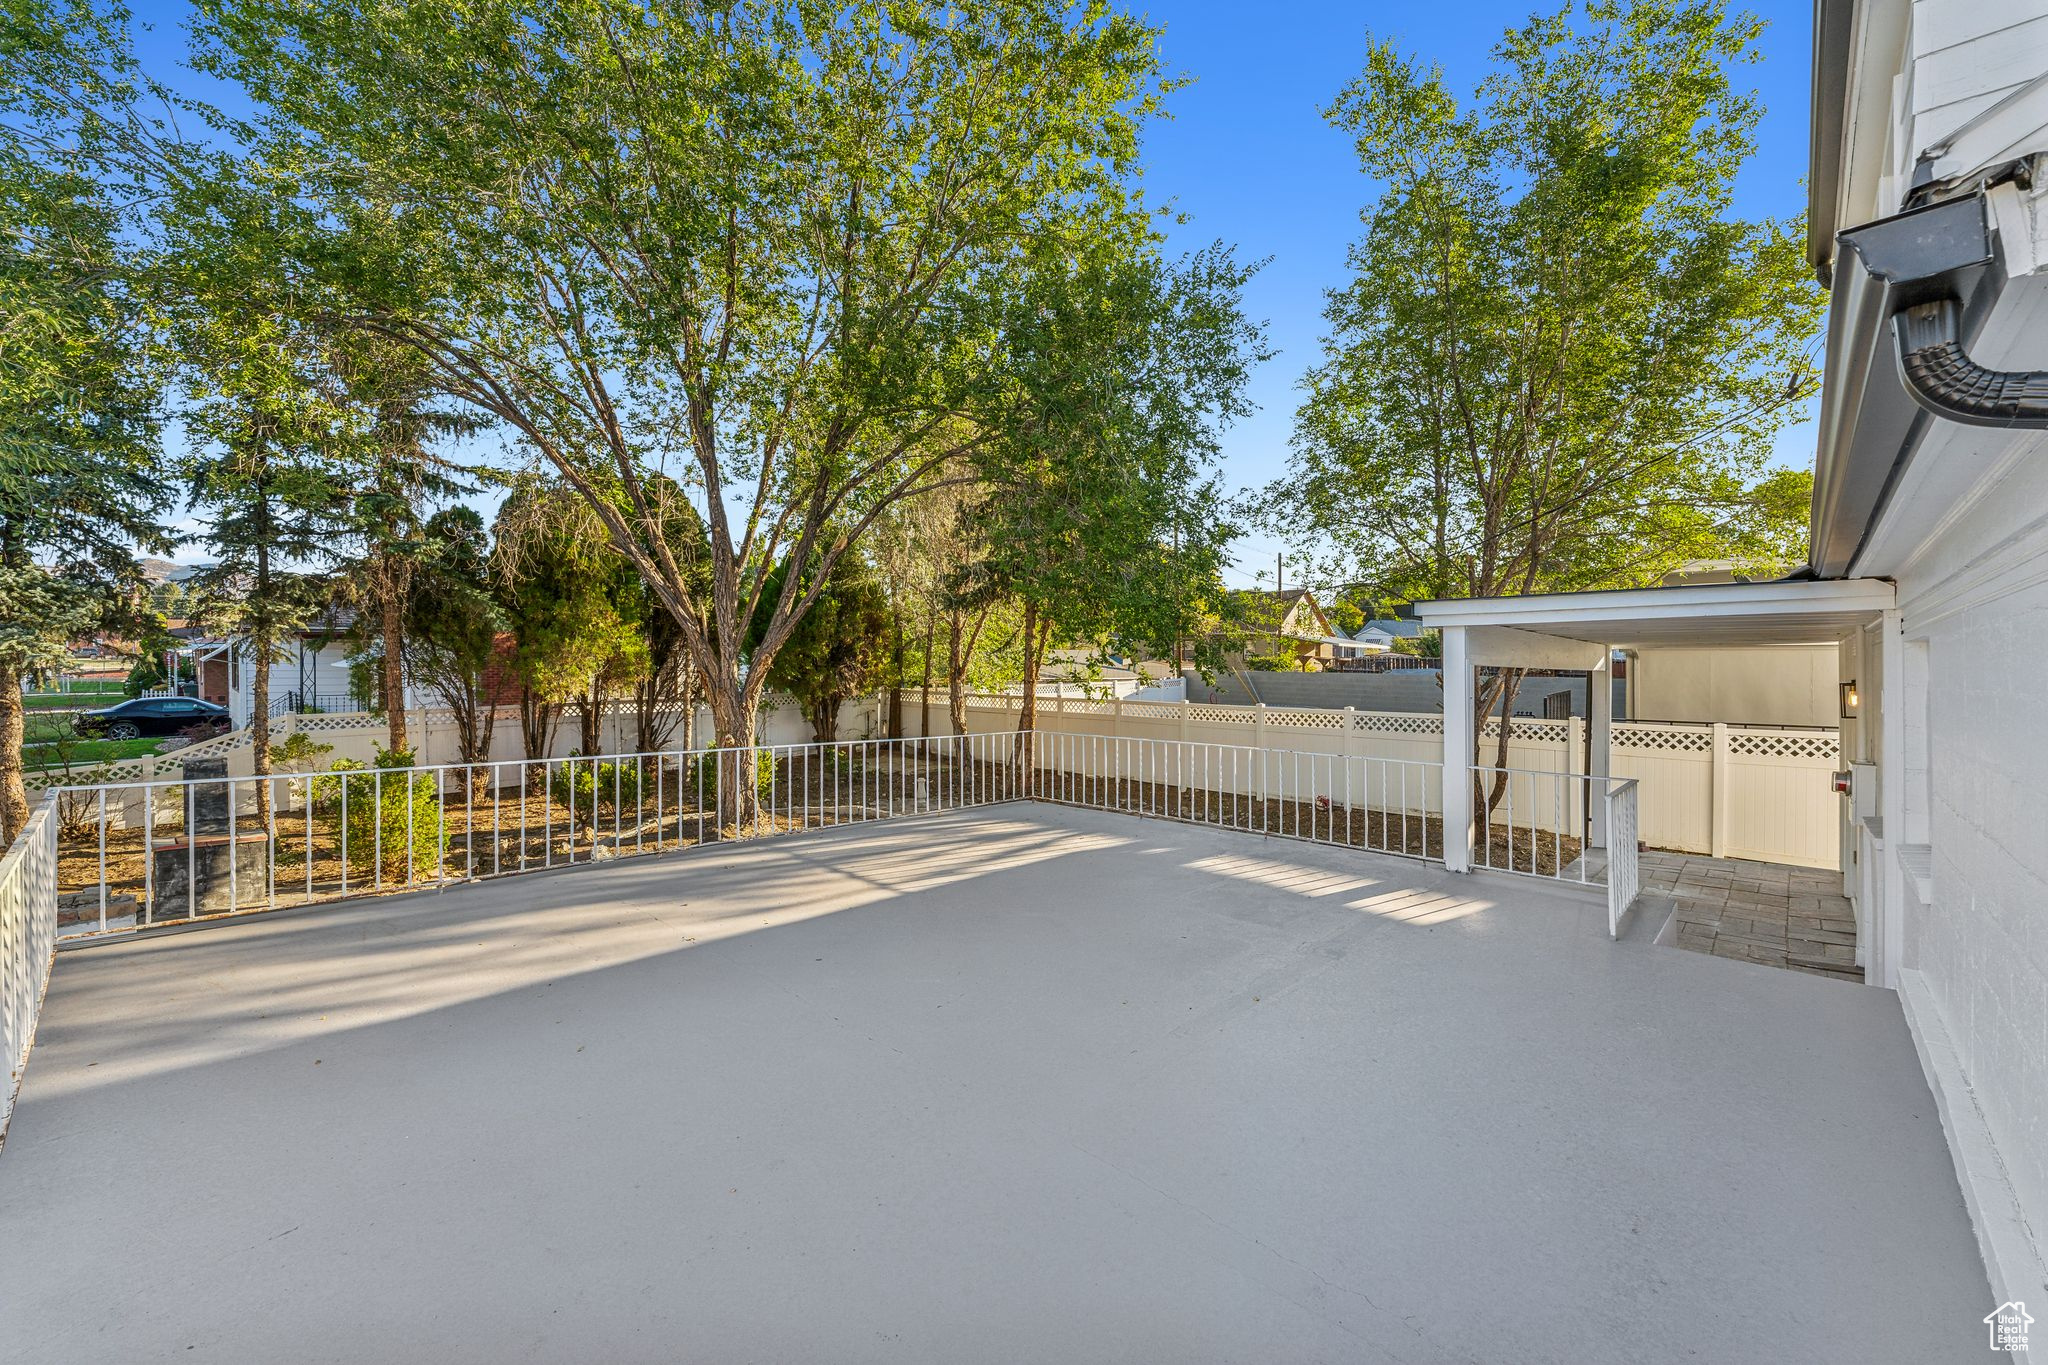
[1890,444,2048,1302]
[1893,1,2048,205]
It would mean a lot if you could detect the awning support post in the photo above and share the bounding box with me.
[1441,626,1473,873]
[1589,650,1612,849]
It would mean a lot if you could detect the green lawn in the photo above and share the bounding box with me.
[22,689,125,711]
[23,714,81,744]
[21,737,160,774]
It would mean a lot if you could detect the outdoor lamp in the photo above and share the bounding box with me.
[1839,679,1860,719]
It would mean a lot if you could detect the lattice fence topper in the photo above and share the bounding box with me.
[1266,709,1343,729]
[1613,723,1713,752]
[24,757,152,794]
[1730,730,1839,760]
[167,726,255,762]
[1480,718,1570,744]
[1352,712,1443,735]
[1186,705,1253,725]
[1120,702,1182,721]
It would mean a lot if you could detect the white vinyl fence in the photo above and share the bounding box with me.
[2,797,58,1144]
[904,693,1841,870]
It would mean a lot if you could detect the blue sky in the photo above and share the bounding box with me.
[1135,0,1819,585]
[132,1,1819,586]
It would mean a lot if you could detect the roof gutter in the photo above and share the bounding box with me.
[1806,192,2048,576]
[1807,0,1855,285]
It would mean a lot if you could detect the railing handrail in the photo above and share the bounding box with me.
[45,737,1446,798]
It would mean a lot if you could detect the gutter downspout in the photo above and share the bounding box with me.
[1894,299,2048,427]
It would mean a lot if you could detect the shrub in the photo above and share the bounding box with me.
[548,753,645,815]
[325,746,445,879]
[269,730,333,772]
[688,746,774,803]
[1244,653,1295,672]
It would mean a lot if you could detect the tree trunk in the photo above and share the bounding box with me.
[251,631,274,829]
[946,610,968,737]
[811,697,839,744]
[1014,601,1048,785]
[1468,667,1525,834]
[251,504,275,828]
[578,684,601,755]
[886,611,904,740]
[918,606,934,745]
[379,567,408,758]
[0,666,26,844]
[703,679,760,830]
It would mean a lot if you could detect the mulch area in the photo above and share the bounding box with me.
[1028,772,1581,875]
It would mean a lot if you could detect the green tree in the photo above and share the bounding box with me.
[165,180,347,825]
[747,549,890,744]
[405,507,504,773]
[0,1,169,837]
[1258,0,1823,787]
[188,0,1175,797]
[493,478,643,761]
[973,244,1266,759]
[329,337,476,758]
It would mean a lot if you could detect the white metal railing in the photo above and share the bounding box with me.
[46,735,1027,941]
[1026,732,1443,860]
[2,797,59,1142]
[1466,765,1643,913]
[42,733,1450,942]
[1468,764,1598,882]
[1605,778,1641,937]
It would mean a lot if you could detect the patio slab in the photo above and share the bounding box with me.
[0,805,1986,1362]
[1643,850,1865,981]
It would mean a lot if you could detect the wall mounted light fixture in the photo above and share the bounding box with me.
[1839,679,1860,719]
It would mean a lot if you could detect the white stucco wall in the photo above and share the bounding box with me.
[1625,645,1838,727]
[1891,440,2048,1301]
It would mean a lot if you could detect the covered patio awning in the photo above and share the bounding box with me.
[1410,577,1896,900]
[1413,576,1896,651]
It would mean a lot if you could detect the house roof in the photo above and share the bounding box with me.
[1357,618,1423,639]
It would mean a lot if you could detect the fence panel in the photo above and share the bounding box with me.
[1722,729,1840,868]
[915,695,1839,871]
[1611,722,1715,855]
[2,798,58,1142]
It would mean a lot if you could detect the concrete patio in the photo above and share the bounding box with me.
[0,804,1987,1362]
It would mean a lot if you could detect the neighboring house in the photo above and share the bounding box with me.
[1028,649,1176,699]
[1351,618,1425,653]
[200,609,431,726]
[1240,589,1339,667]
[1418,1,2048,1311]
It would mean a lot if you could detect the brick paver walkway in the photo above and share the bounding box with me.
[1643,852,1862,982]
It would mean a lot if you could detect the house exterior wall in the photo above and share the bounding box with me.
[1625,645,1838,727]
[1889,3,2048,211]
[1814,0,2048,1299]
[1885,444,2048,1287]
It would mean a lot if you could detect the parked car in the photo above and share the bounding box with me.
[72,697,232,741]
